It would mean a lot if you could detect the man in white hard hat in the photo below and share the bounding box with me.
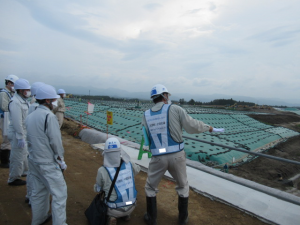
[7,78,31,186]
[25,84,67,225]
[53,89,66,129]
[26,81,46,206]
[0,75,19,168]
[94,137,140,225]
[142,84,224,225]
[28,82,45,115]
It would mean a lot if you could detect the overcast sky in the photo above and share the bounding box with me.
[0,0,299,102]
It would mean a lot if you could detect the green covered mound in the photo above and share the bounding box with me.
[64,99,299,166]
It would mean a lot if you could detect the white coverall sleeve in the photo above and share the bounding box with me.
[177,106,210,134]
[28,105,35,115]
[9,101,26,139]
[95,167,105,192]
[46,115,65,159]
[131,162,140,176]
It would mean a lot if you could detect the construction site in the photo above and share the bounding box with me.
[0,99,300,224]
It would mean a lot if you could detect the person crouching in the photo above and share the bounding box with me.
[94,137,140,225]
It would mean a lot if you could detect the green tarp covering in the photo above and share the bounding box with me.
[65,99,299,166]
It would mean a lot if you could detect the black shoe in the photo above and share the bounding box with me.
[39,214,52,225]
[0,149,10,168]
[8,179,26,186]
[0,163,9,168]
[178,196,189,225]
[144,196,157,225]
[25,197,30,203]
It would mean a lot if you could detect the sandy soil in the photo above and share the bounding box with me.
[0,118,266,225]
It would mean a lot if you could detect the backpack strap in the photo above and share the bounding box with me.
[106,159,123,202]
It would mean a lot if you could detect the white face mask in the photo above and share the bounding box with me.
[168,99,172,105]
[52,100,58,107]
[24,91,31,98]
[11,87,15,92]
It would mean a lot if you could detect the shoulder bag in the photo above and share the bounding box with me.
[85,160,122,225]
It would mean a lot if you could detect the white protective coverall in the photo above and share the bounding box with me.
[28,103,39,115]
[53,97,65,128]
[26,105,67,225]
[26,101,39,205]
[142,102,210,197]
[95,161,140,218]
[7,93,29,182]
[0,87,14,150]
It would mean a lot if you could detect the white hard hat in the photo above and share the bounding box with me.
[31,82,45,96]
[57,89,66,94]
[150,84,171,98]
[36,84,60,100]
[14,79,31,90]
[105,137,121,150]
[5,74,19,83]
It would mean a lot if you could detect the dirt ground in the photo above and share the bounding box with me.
[0,119,267,225]
[230,113,300,195]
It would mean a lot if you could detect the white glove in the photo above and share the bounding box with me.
[212,128,225,133]
[94,184,101,192]
[17,139,26,149]
[57,159,67,170]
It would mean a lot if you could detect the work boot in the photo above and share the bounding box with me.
[0,149,10,168]
[144,196,157,225]
[8,179,26,186]
[178,196,188,225]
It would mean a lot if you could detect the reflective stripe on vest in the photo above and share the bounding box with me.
[145,104,184,156]
[105,162,137,208]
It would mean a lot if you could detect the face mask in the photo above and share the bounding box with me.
[52,100,58,107]
[11,87,15,92]
[63,94,66,98]
[168,99,172,105]
[45,100,55,110]
[24,91,31,98]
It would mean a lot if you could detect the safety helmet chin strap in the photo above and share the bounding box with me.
[161,93,169,103]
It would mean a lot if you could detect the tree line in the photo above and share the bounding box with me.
[179,98,255,106]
